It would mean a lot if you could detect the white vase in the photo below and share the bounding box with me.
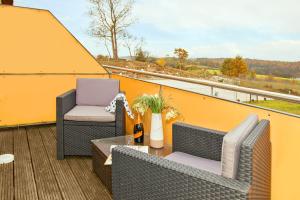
[150,113,164,148]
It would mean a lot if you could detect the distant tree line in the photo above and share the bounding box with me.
[194,58,300,78]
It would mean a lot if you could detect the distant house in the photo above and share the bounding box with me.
[1,0,14,5]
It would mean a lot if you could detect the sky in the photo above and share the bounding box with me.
[14,0,300,61]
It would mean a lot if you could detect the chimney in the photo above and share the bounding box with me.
[1,0,13,5]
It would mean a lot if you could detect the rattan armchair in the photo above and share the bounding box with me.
[112,120,271,200]
[56,79,125,160]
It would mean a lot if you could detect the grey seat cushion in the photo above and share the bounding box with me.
[221,114,259,179]
[76,78,119,106]
[165,151,221,175]
[64,106,115,122]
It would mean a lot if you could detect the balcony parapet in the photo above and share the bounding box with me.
[103,65,300,104]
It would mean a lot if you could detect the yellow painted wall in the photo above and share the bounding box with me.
[112,74,300,200]
[0,75,108,126]
[0,5,106,74]
[0,6,108,126]
[117,75,161,134]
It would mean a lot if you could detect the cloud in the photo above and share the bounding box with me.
[131,0,300,61]
[14,0,300,61]
[245,40,300,61]
[134,0,300,34]
[188,40,300,61]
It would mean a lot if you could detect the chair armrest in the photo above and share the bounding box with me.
[56,89,76,159]
[56,89,76,117]
[112,146,250,200]
[115,99,125,136]
[172,122,226,161]
[237,120,271,199]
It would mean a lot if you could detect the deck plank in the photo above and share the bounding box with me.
[49,127,112,200]
[68,158,112,200]
[13,128,39,200]
[83,157,93,171]
[50,126,56,136]
[26,127,63,200]
[0,130,14,200]
[0,125,112,200]
[39,126,87,200]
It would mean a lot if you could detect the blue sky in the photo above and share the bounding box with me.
[14,0,300,61]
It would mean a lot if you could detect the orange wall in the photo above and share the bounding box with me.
[0,6,106,74]
[113,74,300,200]
[0,75,108,126]
[0,5,109,126]
[117,75,161,134]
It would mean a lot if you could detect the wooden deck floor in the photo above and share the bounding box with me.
[0,125,112,200]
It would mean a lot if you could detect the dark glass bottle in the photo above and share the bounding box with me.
[134,114,144,143]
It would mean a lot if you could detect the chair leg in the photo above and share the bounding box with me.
[56,123,64,160]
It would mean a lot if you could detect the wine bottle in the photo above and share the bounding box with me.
[134,114,144,143]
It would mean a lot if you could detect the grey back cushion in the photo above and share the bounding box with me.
[221,114,259,179]
[76,78,119,106]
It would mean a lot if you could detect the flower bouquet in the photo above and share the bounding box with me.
[132,93,179,148]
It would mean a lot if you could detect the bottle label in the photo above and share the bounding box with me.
[134,131,143,139]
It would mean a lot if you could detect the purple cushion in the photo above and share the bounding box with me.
[76,78,119,106]
[165,152,221,175]
[64,106,115,122]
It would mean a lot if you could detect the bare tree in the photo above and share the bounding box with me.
[122,32,145,60]
[133,37,145,56]
[103,37,112,58]
[88,0,135,60]
[122,32,136,59]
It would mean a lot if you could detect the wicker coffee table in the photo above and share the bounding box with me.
[91,135,172,193]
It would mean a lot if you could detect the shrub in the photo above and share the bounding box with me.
[221,56,248,77]
[156,58,167,68]
[135,48,148,62]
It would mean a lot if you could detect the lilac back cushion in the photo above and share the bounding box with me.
[76,79,119,106]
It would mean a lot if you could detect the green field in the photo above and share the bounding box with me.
[190,66,300,95]
[169,65,300,115]
[184,65,300,115]
[206,69,221,75]
[248,100,300,115]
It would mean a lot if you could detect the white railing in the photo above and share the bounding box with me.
[103,65,300,104]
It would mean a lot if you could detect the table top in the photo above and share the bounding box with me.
[91,135,172,158]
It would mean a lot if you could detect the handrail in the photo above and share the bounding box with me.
[103,65,300,104]
[0,73,107,75]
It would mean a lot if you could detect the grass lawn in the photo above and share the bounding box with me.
[248,100,300,115]
[240,78,300,96]
[207,69,221,75]
[255,74,300,83]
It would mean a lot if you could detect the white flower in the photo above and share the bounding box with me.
[132,102,148,116]
[166,109,178,121]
